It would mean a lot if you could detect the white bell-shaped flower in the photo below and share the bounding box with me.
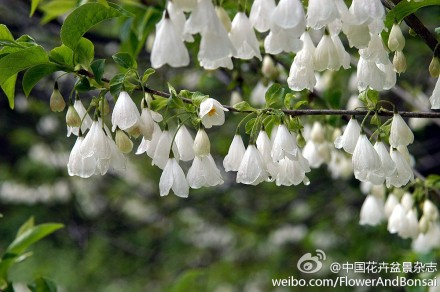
[275,151,310,186]
[388,23,405,52]
[294,32,315,67]
[187,154,224,188]
[138,107,155,140]
[400,208,419,239]
[429,78,440,109]
[332,34,351,69]
[302,141,324,169]
[199,98,229,129]
[223,134,246,172]
[307,0,339,29]
[342,22,371,49]
[193,128,210,156]
[151,11,190,69]
[359,194,385,226]
[314,34,340,71]
[412,222,440,253]
[167,2,193,42]
[334,117,361,154]
[271,0,305,30]
[357,57,395,91]
[271,124,298,161]
[328,150,353,179]
[215,6,232,32]
[350,0,384,25]
[352,134,381,182]
[80,121,111,163]
[68,136,96,178]
[107,135,127,172]
[287,62,317,92]
[229,12,262,61]
[384,192,400,218]
[174,125,195,161]
[111,91,140,132]
[256,130,279,178]
[237,144,269,185]
[264,24,303,55]
[152,129,177,169]
[389,114,414,148]
[387,204,408,235]
[373,141,396,178]
[184,0,214,35]
[401,192,414,211]
[359,34,389,65]
[137,122,162,158]
[249,0,276,33]
[173,0,197,12]
[67,99,92,137]
[386,148,413,188]
[159,158,189,198]
[423,199,439,221]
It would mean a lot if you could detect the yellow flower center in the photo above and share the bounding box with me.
[208,108,217,116]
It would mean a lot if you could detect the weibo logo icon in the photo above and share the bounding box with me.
[297,249,326,273]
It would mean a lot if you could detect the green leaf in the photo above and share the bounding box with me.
[370,113,381,126]
[150,96,168,112]
[49,45,74,67]
[294,100,308,109]
[30,0,40,16]
[171,269,207,292]
[17,217,35,237]
[1,74,17,109]
[0,25,14,41]
[75,78,92,92]
[359,89,379,109]
[91,59,105,84]
[425,174,440,189]
[284,93,295,109]
[109,73,125,96]
[265,83,285,108]
[60,2,131,50]
[142,68,155,84]
[74,38,94,69]
[112,52,136,69]
[385,0,440,28]
[40,0,76,24]
[28,277,57,292]
[245,118,256,134]
[22,63,61,96]
[6,223,63,255]
[233,101,256,112]
[192,92,208,107]
[0,46,48,86]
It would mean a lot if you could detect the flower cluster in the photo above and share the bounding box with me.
[359,183,440,253]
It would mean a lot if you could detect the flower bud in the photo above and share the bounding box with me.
[393,51,407,74]
[388,23,405,52]
[193,128,210,156]
[99,98,110,116]
[262,55,278,80]
[310,122,325,143]
[215,6,231,32]
[116,129,133,153]
[418,215,430,234]
[429,57,440,78]
[230,90,242,106]
[423,199,439,221]
[50,83,66,112]
[66,105,81,127]
[296,132,306,148]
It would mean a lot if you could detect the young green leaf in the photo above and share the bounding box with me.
[112,52,137,69]
[91,59,106,84]
[60,3,131,49]
[265,83,285,108]
[1,74,17,109]
[245,118,256,134]
[74,38,94,69]
[192,92,208,107]
[17,217,35,237]
[294,100,308,109]
[49,45,74,67]
[109,73,125,96]
[0,46,48,86]
[22,63,61,96]
[28,277,57,292]
[233,101,256,112]
[30,0,40,16]
[142,68,155,84]
[0,24,14,41]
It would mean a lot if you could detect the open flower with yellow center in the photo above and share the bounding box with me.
[199,98,229,128]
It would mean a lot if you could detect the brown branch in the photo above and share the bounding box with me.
[75,69,440,119]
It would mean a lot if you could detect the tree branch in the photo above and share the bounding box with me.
[75,69,440,119]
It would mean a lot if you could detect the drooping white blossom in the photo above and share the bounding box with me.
[287,32,316,91]
[256,130,279,178]
[152,129,176,169]
[237,144,269,185]
[352,134,381,183]
[167,1,193,42]
[151,11,190,68]
[271,124,298,161]
[229,12,262,61]
[350,0,384,26]
[80,121,112,167]
[264,24,304,55]
[307,0,339,29]
[223,134,246,172]
[159,158,189,198]
[359,194,385,226]
[271,0,305,30]
[67,99,92,137]
[111,91,140,132]
[384,192,400,218]
[275,150,310,186]
[249,0,276,33]
[314,34,340,71]
[174,124,195,161]
[334,118,361,154]
[386,148,413,188]
[389,114,414,148]
[68,136,96,178]
[187,154,224,188]
[173,0,197,12]
[199,98,229,128]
